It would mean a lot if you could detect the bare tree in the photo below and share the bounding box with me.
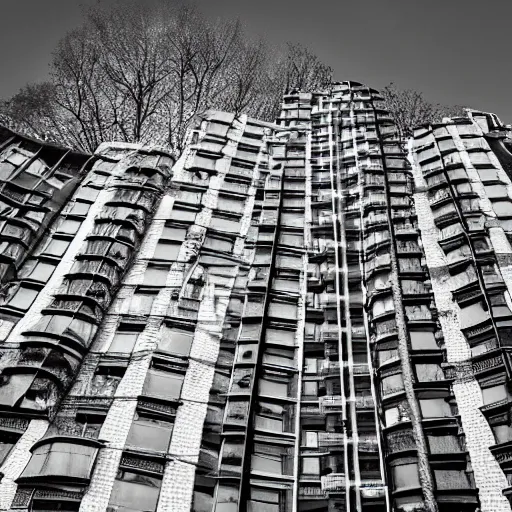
[162,4,245,153]
[0,83,59,142]
[382,82,466,140]
[1,0,334,155]
[285,43,333,92]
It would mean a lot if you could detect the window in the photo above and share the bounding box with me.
[108,331,139,353]
[459,301,490,329]
[154,240,181,261]
[368,272,390,292]
[268,300,297,320]
[262,347,296,370]
[5,286,38,310]
[58,219,81,235]
[384,404,410,427]
[392,462,420,490]
[482,384,508,405]
[301,456,320,477]
[168,208,197,223]
[203,236,233,253]
[302,381,318,398]
[381,373,404,395]
[176,190,202,205]
[265,328,295,346]
[272,279,300,294]
[304,358,318,375]
[0,431,19,466]
[42,239,69,257]
[20,440,98,481]
[254,401,286,433]
[486,184,508,199]
[143,265,169,286]
[419,398,452,418]
[409,331,438,350]
[157,326,193,357]
[128,292,157,316]
[161,226,187,241]
[377,349,398,365]
[259,375,290,398]
[427,434,461,454]
[415,364,444,382]
[493,424,512,445]
[214,486,238,512]
[75,412,105,439]
[108,469,161,512]
[125,411,173,452]
[76,185,100,202]
[279,233,303,246]
[90,366,126,396]
[372,296,394,317]
[225,401,249,426]
[251,449,282,475]
[217,197,245,214]
[239,323,261,341]
[434,469,471,490]
[22,261,56,282]
[405,304,432,321]
[67,201,90,216]
[248,488,281,512]
[209,215,240,234]
[142,367,184,401]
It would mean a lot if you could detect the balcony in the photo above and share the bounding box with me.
[321,473,346,492]
[353,363,370,375]
[298,486,328,499]
[318,432,344,448]
[355,395,375,409]
[319,395,343,414]
[320,360,340,377]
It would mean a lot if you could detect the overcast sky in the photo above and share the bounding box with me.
[1,0,511,121]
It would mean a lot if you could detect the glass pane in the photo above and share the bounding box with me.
[109,472,161,512]
[125,415,173,452]
[143,370,184,401]
[7,287,38,310]
[158,327,193,356]
[392,462,420,489]
[109,332,139,353]
[143,266,169,285]
[154,241,181,261]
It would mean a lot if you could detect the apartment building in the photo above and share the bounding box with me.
[0,83,510,512]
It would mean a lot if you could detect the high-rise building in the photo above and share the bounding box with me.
[0,82,511,512]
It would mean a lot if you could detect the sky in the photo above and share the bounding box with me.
[0,0,511,121]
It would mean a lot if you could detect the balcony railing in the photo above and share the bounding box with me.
[320,361,340,376]
[318,432,344,447]
[352,363,369,375]
[319,396,343,415]
[321,473,346,491]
